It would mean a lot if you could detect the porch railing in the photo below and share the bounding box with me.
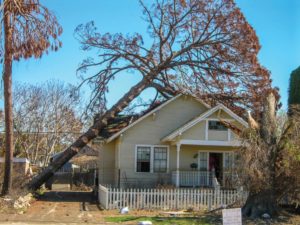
[171,171,213,187]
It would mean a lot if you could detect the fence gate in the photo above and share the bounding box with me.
[46,169,98,190]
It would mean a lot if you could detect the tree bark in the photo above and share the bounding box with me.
[242,190,278,218]
[1,5,14,196]
[27,77,153,190]
[242,93,281,219]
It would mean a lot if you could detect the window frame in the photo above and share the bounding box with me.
[205,119,232,141]
[208,120,228,131]
[135,145,152,173]
[198,152,208,171]
[135,145,169,173]
[223,152,235,171]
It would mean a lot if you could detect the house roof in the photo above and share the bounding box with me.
[93,102,167,143]
[52,145,98,161]
[70,155,98,166]
[161,103,248,142]
[0,157,29,163]
[105,94,211,143]
[98,114,140,139]
[76,145,98,156]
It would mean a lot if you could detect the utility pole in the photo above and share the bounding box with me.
[1,0,14,195]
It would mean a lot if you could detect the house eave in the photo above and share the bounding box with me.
[162,104,248,142]
[178,139,242,147]
[106,94,211,143]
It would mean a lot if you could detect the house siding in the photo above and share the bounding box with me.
[98,141,116,185]
[208,111,234,119]
[207,130,228,141]
[180,121,206,140]
[180,119,243,142]
[117,95,207,187]
[98,95,246,188]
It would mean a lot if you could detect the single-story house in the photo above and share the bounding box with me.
[51,145,98,173]
[0,157,30,176]
[70,145,99,170]
[96,94,248,188]
[46,145,99,190]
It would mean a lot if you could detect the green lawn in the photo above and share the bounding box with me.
[105,216,213,225]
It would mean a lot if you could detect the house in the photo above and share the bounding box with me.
[96,94,248,188]
[70,145,99,171]
[50,145,98,173]
[50,152,80,173]
[0,157,30,176]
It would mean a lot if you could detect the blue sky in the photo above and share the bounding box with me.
[8,0,300,110]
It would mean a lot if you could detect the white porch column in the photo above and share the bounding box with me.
[176,143,181,187]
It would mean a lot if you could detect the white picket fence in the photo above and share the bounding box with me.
[98,184,247,210]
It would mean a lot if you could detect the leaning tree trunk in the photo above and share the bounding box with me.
[27,77,153,190]
[1,5,14,196]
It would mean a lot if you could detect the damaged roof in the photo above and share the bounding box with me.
[95,99,167,141]
[94,94,211,143]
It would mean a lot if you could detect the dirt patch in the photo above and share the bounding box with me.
[0,190,33,214]
[0,191,104,224]
[1,191,299,224]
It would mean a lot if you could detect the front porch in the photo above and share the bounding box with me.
[171,170,234,188]
[172,142,236,188]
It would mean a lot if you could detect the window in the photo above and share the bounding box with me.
[223,152,234,170]
[199,152,208,171]
[153,147,167,172]
[136,145,168,173]
[136,146,151,172]
[208,121,227,131]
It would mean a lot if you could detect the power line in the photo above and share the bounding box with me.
[0,131,83,135]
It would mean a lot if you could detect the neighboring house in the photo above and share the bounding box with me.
[50,152,80,173]
[70,145,99,170]
[46,145,99,190]
[96,94,248,188]
[51,145,98,173]
[0,157,30,176]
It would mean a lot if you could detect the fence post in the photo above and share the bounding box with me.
[208,189,212,211]
[106,187,109,209]
[98,184,109,210]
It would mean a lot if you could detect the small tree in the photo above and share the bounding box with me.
[1,0,62,195]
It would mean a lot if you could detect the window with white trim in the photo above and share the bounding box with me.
[153,147,168,172]
[199,152,208,171]
[136,145,168,173]
[136,146,151,172]
[208,121,228,131]
[223,152,234,170]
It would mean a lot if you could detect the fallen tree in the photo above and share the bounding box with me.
[28,0,274,190]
